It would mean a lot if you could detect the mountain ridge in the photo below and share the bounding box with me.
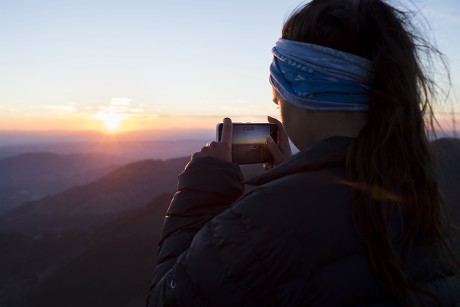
[0,157,189,235]
[0,152,122,214]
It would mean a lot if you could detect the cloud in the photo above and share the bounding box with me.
[104,98,147,116]
[90,98,160,123]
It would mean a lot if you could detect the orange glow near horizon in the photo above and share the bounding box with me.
[0,113,269,133]
[1,108,457,137]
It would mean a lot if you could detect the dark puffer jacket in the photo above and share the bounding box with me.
[147,136,460,306]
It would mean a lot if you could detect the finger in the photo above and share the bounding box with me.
[267,116,287,145]
[206,141,216,147]
[221,117,233,148]
[267,115,280,125]
[267,116,292,157]
[266,136,285,165]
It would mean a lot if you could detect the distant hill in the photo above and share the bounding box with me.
[0,129,214,148]
[0,157,190,235]
[0,152,121,214]
[0,139,208,161]
[0,138,212,215]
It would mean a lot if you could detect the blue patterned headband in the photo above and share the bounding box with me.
[269,38,373,111]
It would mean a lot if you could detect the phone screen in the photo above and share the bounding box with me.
[216,123,278,164]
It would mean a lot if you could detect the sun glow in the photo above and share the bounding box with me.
[93,111,126,132]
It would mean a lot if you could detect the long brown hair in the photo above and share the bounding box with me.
[282,0,457,305]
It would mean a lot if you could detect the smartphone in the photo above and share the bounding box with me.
[216,122,278,164]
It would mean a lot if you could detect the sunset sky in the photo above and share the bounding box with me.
[1,0,459,133]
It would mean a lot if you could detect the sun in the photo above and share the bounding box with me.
[104,117,121,131]
[93,111,126,132]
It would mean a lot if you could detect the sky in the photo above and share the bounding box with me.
[0,0,459,134]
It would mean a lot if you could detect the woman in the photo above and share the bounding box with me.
[147,0,459,306]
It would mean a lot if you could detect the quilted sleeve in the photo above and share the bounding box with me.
[147,190,278,307]
[147,156,244,304]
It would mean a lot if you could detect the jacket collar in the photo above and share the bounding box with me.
[245,136,355,186]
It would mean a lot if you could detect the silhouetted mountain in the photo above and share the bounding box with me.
[0,193,172,307]
[0,152,121,214]
[433,138,460,208]
[432,137,460,256]
[0,157,189,235]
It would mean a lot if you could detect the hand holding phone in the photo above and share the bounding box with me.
[191,118,233,163]
[216,122,278,164]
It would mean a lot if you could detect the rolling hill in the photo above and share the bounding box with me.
[0,157,190,235]
[0,152,121,214]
